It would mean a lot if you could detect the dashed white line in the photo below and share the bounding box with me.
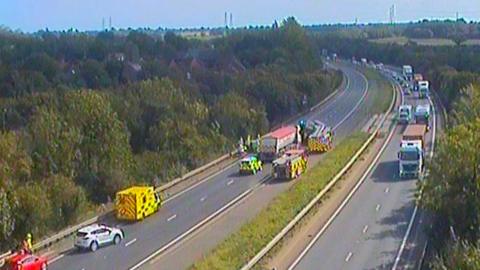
[345,252,353,262]
[376,204,381,211]
[167,214,177,222]
[385,187,390,193]
[200,196,207,202]
[362,225,369,234]
[125,238,137,247]
[227,179,234,186]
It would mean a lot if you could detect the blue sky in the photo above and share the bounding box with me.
[1,0,479,32]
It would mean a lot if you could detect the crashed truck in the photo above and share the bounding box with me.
[298,120,334,153]
[259,126,299,162]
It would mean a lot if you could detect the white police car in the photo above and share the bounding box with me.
[74,224,124,252]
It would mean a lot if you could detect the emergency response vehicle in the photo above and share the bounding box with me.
[239,154,263,175]
[272,149,308,180]
[299,120,333,153]
[115,186,162,221]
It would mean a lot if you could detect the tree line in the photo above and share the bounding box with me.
[0,18,341,250]
[308,19,480,41]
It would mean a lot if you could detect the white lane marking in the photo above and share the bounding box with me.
[125,238,137,247]
[163,161,238,203]
[392,94,437,270]
[130,175,272,270]
[288,86,399,270]
[200,196,207,202]
[385,187,390,193]
[376,204,381,211]
[48,254,64,264]
[227,179,234,186]
[333,70,369,130]
[362,225,369,234]
[167,214,177,222]
[345,252,353,262]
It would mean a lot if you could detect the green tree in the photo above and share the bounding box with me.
[420,118,480,244]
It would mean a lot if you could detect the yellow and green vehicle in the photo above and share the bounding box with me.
[115,186,162,221]
[299,120,333,153]
[239,154,263,175]
[272,149,308,180]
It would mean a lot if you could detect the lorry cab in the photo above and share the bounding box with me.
[398,140,424,179]
[418,80,429,99]
[398,105,413,124]
[239,154,262,175]
[115,186,162,221]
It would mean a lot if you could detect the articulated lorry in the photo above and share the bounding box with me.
[260,126,299,162]
[403,65,413,81]
[398,105,413,124]
[415,104,431,131]
[418,80,429,99]
[398,124,426,179]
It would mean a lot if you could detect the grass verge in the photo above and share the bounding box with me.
[190,132,370,270]
[363,68,394,115]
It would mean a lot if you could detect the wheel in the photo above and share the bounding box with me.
[113,234,121,245]
[41,262,47,270]
[90,241,98,252]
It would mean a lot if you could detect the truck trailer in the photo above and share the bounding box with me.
[415,104,431,131]
[260,126,298,162]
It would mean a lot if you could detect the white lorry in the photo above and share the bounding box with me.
[415,104,431,131]
[418,80,429,99]
[402,65,413,81]
[398,124,426,179]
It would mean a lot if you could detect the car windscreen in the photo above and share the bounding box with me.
[76,232,88,238]
[400,151,419,161]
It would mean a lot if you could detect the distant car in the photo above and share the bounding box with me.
[2,253,48,270]
[74,224,124,252]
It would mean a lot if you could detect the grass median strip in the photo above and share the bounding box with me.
[191,132,370,270]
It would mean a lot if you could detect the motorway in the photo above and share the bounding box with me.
[49,62,372,270]
[290,72,439,270]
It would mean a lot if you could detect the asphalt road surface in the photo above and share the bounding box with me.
[49,62,371,270]
[291,75,439,270]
